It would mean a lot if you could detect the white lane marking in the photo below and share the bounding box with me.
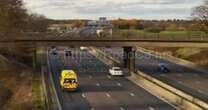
[177,74,182,77]
[194,74,199,77]
[178,68,182,71]
[196,81,201,84]
[82,93,86,98]
[198,90,208,96]
[136,84,180,110]
[198,90,203,93]
[89,75,93,79]
[149,107,155,110]
[106,93,111,98]
[120,107,125,110]
[117,82,122,87]
[96,83,100,87]
[107,75,112,79]
[130,92,135,97]
[178,81,183,84]
[160,74,166,77]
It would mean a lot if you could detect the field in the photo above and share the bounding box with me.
[33,73,45,110]
[113,29,208,40]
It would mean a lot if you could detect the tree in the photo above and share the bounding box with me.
[112,19,141,29]
[192,0,208,32]
[0,0,27,37]
[72,20,87,28]
[26,13,51,32]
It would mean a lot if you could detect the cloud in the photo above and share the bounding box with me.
[23,0,204,19]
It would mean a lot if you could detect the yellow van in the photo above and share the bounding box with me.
[60,70,79,91]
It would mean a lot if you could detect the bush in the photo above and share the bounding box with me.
[145,27,164,33]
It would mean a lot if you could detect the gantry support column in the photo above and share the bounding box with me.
[123,47,136,76]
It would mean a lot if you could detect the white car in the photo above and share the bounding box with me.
[109,67,123,76]
[80,47,88,51]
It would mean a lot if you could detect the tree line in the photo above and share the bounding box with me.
[112,0,208,33]
[0,0,51,38]
[0,0,51,65]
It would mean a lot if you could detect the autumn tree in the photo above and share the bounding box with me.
[112,19,141,29]
[72,20,87,28]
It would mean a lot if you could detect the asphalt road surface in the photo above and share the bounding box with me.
[99,47,208,102]
[48,47,177,110]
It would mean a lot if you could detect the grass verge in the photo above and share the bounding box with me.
[114,29,207,39]
[32,73,46,110]
[144,47,208,67]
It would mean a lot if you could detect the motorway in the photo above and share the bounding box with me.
[47,47,177,110]
[99,47,208,102]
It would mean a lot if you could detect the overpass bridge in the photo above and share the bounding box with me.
[0,33,208,73]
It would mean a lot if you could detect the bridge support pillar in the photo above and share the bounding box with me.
[123,47,136,76]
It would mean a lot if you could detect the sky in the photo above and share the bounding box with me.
[23,0,204,20]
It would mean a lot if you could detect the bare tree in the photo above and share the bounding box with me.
[192,0,208,32]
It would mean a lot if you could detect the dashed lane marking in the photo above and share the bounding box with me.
[194,74,199,77]
[160,74,166,77]
[120,107,125,110]
[107,75,112,79]
[196,81,201,84]
[106,93,111,98]
[149,107,155,110]
[177,74,182,77]
[82,93,86,98]
[117,82,122,87]
[130,93,135,97]
[198,90,203,94]
[197,90,208,96]
[96,83,100,87]
[178,81,183,84]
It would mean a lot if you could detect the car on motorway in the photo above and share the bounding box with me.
[157,63,170,73]
[109,67,123,76]
[50,47,58,55]
[80,46,88,51]
[60,70,79,91]
[64,49,72,56]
